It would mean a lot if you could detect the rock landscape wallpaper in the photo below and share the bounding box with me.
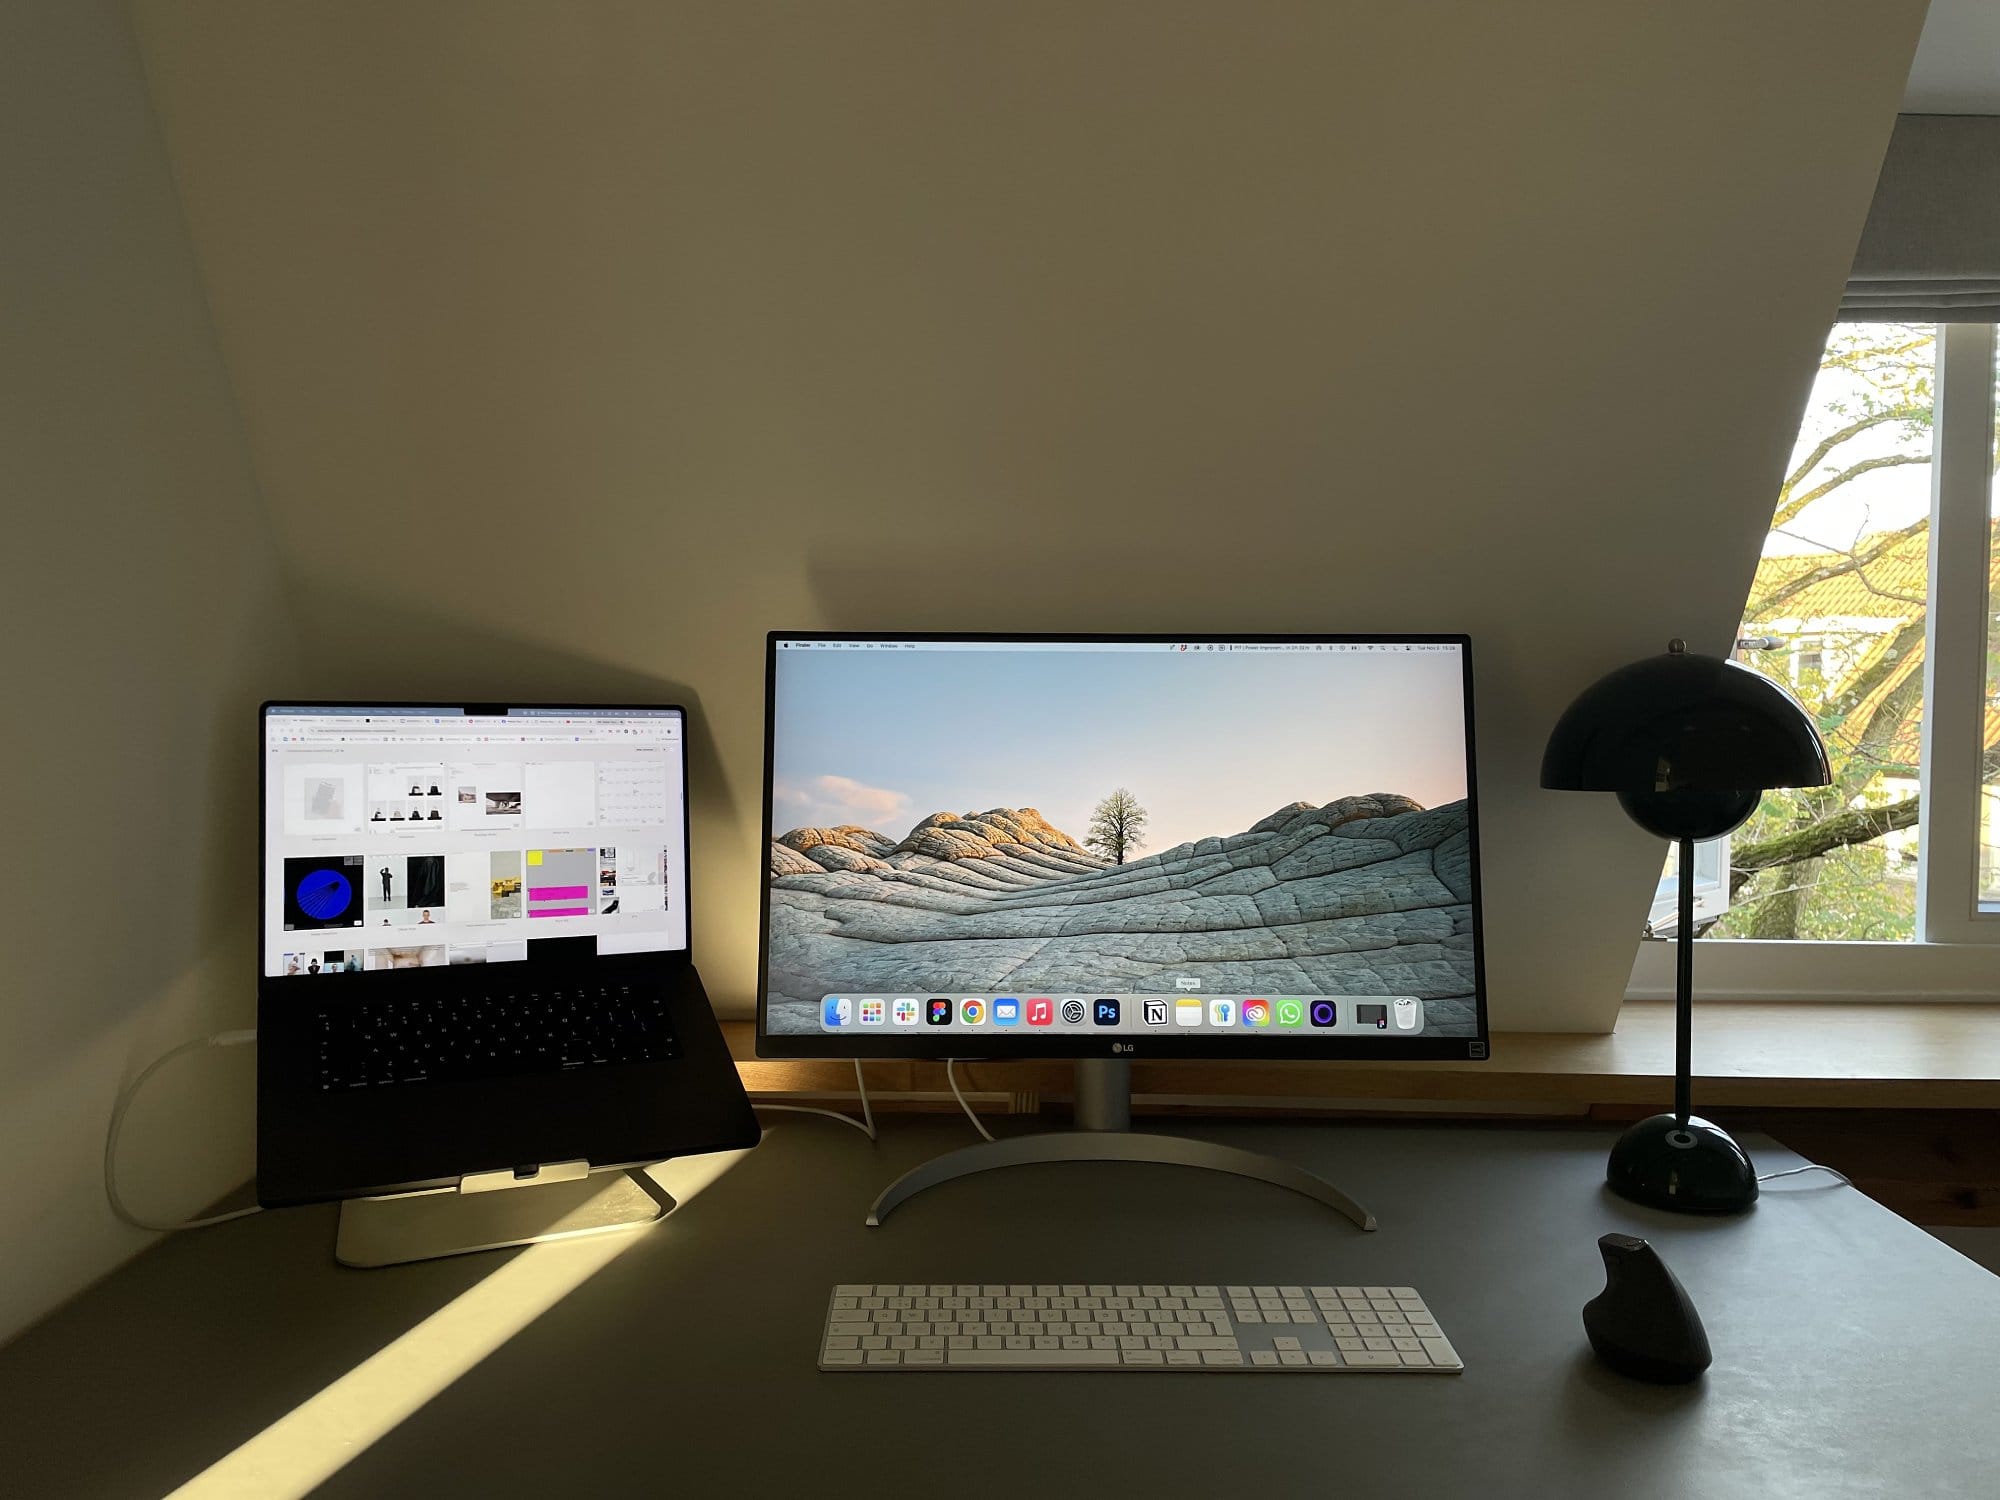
[763,644,1480,1036]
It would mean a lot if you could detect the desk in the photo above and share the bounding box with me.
[4,1118,1997,1498]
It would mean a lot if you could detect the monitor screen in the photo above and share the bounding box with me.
[758,635,1486,1059]
[260,704,688,977]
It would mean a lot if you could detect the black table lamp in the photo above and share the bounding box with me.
[1541,639,1830,1213]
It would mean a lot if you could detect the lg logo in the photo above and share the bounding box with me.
[1112,1042,1134,1054]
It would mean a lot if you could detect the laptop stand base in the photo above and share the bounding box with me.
[334,1168,674,1268]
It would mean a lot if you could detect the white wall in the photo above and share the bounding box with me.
[124,0,1929,1041]
[0,2,301,1344]
[0,0,1930,1347]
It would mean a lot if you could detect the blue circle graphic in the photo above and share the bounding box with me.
[297,868,353,922]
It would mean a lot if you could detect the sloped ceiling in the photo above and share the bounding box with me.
[130,0,1928,1029]
[1904,0,2000,113]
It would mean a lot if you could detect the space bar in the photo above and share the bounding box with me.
[947,1348,1121,1367]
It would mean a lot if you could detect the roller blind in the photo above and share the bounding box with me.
[1842,114,2000,322]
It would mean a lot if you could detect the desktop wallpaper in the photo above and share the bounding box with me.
[763,644,1480,1036]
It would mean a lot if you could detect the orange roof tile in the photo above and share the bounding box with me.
[1745,531,1928,624]
[1743,526,2000,755]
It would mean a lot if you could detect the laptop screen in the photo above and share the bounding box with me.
[260,705,688,977]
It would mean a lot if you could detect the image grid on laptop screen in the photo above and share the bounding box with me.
[765,638,1481,1041]
[262,706,687,977]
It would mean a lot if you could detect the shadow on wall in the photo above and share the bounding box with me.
[794,541,1664,1033]
[281,570,748,989]
[14,570,299,1098]
[284,570,740,832]
[190,600,301,973]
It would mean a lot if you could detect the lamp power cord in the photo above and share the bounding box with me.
[1756,1162,1851,1187]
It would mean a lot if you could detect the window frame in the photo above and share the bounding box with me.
[1644,836,1729,939]
[1627,320,2000,1002]
[1916,320,1997,943]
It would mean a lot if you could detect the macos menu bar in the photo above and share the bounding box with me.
[777,640,1459,654]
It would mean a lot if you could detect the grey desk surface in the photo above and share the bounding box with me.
[6,1116,1999,1499]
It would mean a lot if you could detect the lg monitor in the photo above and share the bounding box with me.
[757,634,1487,1064]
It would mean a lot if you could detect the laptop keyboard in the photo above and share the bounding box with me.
[314,980,680,1090]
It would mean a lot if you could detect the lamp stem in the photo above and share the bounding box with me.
[1675,835,1694,1126]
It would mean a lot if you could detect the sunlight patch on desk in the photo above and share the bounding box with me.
[166,1150,750,1500]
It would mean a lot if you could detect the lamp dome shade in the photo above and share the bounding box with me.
[1540,647,1830,795]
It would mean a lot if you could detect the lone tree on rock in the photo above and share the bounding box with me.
[1087,788,1148,865]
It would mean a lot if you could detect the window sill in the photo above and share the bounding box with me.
[724,1003,2000,1114]
[1628,937,2000,1003]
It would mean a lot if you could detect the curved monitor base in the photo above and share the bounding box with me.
[865,1129,1377,1230]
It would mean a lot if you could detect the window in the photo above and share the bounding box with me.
[1631,322,2000,999]
[1712,323,1934,943]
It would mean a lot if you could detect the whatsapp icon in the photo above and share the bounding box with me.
[1275,999,1304,1027]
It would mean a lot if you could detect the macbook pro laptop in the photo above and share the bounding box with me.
[257,702,756,1206]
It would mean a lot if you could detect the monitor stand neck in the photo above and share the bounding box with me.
[1074,1057,1132,1132]
[864,1058,1376,1231]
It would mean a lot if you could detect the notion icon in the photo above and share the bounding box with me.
[858,998,885,1026]
[1208,998,1237,1028]
[1241,998,1272,1028]
[1175,998,1203,1028]
[892,997,921,1026]
[822,997,851,1028]
[1143,999,1168,1026]
[1027,997,1054,1026]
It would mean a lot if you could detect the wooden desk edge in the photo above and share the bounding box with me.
[721,1002,2000,1111]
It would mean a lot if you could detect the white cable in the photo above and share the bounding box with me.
[105,1029,262,1233]
[753,1058,877,1141]
[754,1105,876,1141]
[946,1058,995,1143]
[1757,1162,1851,1187]
[854,1056,875,1139]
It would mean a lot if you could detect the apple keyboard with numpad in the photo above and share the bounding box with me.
[819,1282,1464,1372]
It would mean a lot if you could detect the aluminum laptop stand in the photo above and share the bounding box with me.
[335,1161,676,1268]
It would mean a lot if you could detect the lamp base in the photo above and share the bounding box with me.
[1606,1114,1758,1215]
